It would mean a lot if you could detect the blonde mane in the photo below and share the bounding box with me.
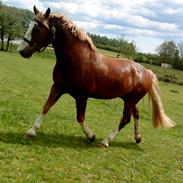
[50,13,96,51]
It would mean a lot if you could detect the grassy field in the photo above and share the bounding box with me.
[142,63,183,85]
[0,51,183,182]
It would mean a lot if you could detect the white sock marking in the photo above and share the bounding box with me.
[80,122,95,139]
[101,128,119,147]
[134,119,141,139]
[26,113,45,136]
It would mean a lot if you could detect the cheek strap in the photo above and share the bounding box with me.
[51,26,56,40]
[23,37,34,46]
[23,36,47,53]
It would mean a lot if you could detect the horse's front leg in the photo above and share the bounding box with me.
[25,84,63,138]
[76,98,96,142]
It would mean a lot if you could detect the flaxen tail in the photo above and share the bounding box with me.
[148,70,175,128]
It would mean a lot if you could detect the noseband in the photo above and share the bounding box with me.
[23,37,34,46]
[23,36,47,53]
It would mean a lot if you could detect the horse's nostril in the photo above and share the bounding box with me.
[19,50,32,58]
[19,50,26,58]
[19,50,24,56]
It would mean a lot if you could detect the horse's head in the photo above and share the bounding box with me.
[18,6,51,58]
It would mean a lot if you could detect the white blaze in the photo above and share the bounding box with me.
[17,21,36,52]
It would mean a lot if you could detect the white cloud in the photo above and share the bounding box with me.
[75,20,100,30]
[163,7,181,15]
[3,0,183,53]
[3,0,44,11]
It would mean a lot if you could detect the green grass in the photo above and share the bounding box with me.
[142,63,183,85]
[0,51,183,182]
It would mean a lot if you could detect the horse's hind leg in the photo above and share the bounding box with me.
[25,84,63,138]
[76,98,96,142]
[133,106,142,144]
[101,102,133,147]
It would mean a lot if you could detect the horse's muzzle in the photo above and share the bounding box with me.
[19,50,33,58]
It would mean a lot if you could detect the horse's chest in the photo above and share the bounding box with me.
[53,66,88,90]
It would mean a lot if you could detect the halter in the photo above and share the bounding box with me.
[23,18,56,53]
[23,36,48,53]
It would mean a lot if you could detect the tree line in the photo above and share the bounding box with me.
[0,2,183,70]
[0,1,32,51]
[89,33,183,70]
[135,41,183,70]
[89,35,183,70]
[88,33,137,58]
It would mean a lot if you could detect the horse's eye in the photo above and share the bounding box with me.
[33,27,40,34]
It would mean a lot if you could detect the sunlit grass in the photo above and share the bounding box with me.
[0,51,182,182]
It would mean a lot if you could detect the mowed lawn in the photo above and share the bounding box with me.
[0,51,183,183]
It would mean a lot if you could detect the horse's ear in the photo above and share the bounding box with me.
[33,5,39,15]
[44,7,51,19]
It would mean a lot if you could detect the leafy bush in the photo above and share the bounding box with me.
[134,52,160,66]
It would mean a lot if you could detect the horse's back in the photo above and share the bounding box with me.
[90,54,153,100]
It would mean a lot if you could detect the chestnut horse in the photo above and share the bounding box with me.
[18,6,175,147]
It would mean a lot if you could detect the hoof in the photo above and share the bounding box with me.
[24,132,36,140]
[88,134,96,143]
[100,142,109,148]
[135,137,142,144]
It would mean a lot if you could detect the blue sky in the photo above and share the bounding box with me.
[3,0,183,53]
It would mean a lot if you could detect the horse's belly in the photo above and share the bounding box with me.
[89,81,130,99]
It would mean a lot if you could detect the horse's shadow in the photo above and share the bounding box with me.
[0,131,144,151]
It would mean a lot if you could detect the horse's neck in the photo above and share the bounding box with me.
[51,25,71,58]
[51,21,91,64]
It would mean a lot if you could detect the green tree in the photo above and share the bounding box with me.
[0,2,32,51]
[156,41,179,64]
[89,33,137,58]
[177,41,183,59]
[0,3,9,50]
[119,38,137,58]
[174,41,183,70]
[5,7,24,51]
